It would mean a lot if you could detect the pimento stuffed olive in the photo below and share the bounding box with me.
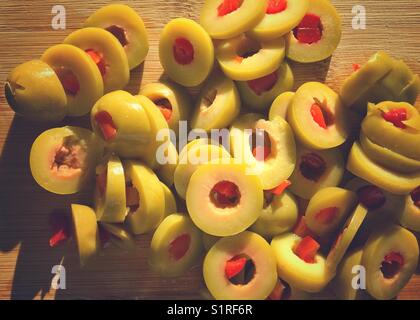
[159,18,214,87]
[5,60,67,123]
[203,231,278,300]
[41,44,104,116]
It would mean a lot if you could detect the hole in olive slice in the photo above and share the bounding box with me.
[126,181,140,212]
[217,0,243,17]
[210,180,241,208]
[247,71,279,96]
[153,98,173,121]
[54,67,80,96]
[169,233,191,261]
[411,186,420,209]
[51,136,86,177]
[293,13,323,44]
[266,0,288,14]
[106,25,129,47]
[225,254,256,285]
[299,152,326,182]
[357,185,386,210]
[250,129,272,161]
[201,89,218,109]
[173,37,194,65]
[237,39,262,60]
[380,252,404,279]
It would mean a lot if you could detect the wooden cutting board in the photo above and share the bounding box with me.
[0,0,419,300]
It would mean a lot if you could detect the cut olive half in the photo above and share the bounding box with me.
[30,126,103,195]
[203,231,278,300]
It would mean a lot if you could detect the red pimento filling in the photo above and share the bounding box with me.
[225,255,247,279]
[293,13,323,44]
[247,72,278,96]
[294,236,320,263]
[49,211,71,248]
[353,63,361,72]
[169,233,191,261]
[154,98,173,121]
[315,207,339,225]
[381,108,408,129]
[293,215,312,238]
[126,181,140,212]
[267,0,287,14]
[381,252,404,279]
[173,38,194,65]
[106,25,129,47]
[210,181,241,208]
[250,130,272,161]
[310,99,335,129]
[269,180,292,196]
[217,0,242,17]
[267,279,291,300]
[357,185,386,210]
[95,111,117,141]
[86,49,106,77]
[411,186,420,208]
[55,67,80,96]
[225,254,256,285]
[299,152,327,182]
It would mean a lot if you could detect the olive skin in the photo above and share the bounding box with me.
[5,60,67,122]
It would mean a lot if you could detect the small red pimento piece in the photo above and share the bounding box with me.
[217,0,241,17]
[56,68,80,96]
[173,37,194,65]
[154,99,173,122]
[382,108,408,129]
[86,49,106,76]
[252,145,271,161]
[293,13,323,44]
[95,111,117,141]
[311,103,327,129]
[294,236,320,263]
[381,252,404,279]
[49,211,71,248]
[315,207,339,225]
[235,56,244,64]
[353,64,361,72]
[169,234,191,261]
[247,72,279,96]
[269,180,292,196]
[267,0,287,14]
[225,255,247,279]
[293,215,314,238]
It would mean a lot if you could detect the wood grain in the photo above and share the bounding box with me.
[0,0,419,300]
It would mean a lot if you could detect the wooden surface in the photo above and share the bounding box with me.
[0,0,419,300]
